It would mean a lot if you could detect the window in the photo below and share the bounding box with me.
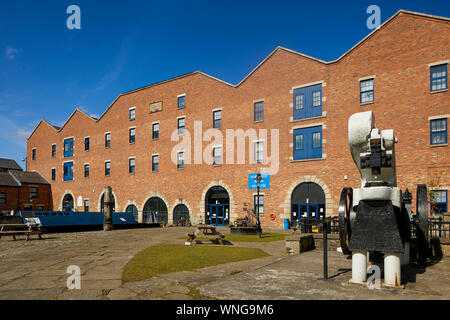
[51,144,56,157]
[431,64,447,92]
[360,79,374,103]
[84,164,89,178]
[152,123,159,140]
[32,148,36,160]
[129,128,135,144]
[295,93,303,110]
[37,205,44,211]
[213,110,222,128]
[293,83,322,120]
[51,168,56,181]
[213,147,222,165]
[84,199,89,212]
[254,141,264,163]
[178,95,185,109]
[295,134,303,150]
[177,151,184,169]
[430,118,447,145]
[129,158,135,174]
[0,193,6,204]
[129,107,136,120]
[254,195,264,215]
[312,90,321,107]
[178,118,185,135]
[152,155,159,172]
[29,187,38,200]
[84,137,90,151]
[105,161,111,176]
[105,133,111,148]
[313,132,321,148]
[254,102,264,122]
[293,126,322,160]
[63,138,74,158]
[63,162,73,181]
[431,190,447,215]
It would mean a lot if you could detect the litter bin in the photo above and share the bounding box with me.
[284,218,290,230]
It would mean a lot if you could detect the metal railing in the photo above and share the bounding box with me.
[291,216,340,234]
[429,217,450,239]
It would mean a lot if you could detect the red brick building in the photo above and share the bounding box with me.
[0,159,53,213]
[26,10,449,227]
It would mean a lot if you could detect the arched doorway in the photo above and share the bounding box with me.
[62,194,74,211]
[125,204,138,222]
[291,182,325,230]
[143,197,168,225]
[100,193,116,212]
[173,204,190,226]
[205,186,230,226]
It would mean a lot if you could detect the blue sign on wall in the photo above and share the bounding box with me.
[248,173,270,190]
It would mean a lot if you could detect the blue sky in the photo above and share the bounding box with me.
[1,0,449,169]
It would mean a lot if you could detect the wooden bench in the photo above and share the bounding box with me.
[0,223,44,241]
[186,225,225,245]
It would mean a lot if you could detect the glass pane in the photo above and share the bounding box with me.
[295,94,303,110]
[313,91,321,106]
[313,132,321,148]
[361,91,374,103]
[295,134,303,149]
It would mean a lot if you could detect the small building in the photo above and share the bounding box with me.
[0,159,52,213]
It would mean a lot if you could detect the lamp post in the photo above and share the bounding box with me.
[255,173,262,238]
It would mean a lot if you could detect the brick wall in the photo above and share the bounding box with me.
[26,12,449,227]
[0,184,52,212]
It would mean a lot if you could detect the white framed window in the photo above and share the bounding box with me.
[254,141,264,163]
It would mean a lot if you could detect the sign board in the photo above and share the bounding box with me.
[77,196,83,207]
[248,173,270,190]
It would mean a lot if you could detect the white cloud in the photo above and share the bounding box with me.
[0,114,31,148]
[5,46,21,60]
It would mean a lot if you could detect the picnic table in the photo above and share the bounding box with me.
[186,224,225,245]
[0,223,43,241]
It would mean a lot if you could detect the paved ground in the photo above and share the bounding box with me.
[0,227,449,300]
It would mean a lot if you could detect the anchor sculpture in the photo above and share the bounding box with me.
[338,111,429,287]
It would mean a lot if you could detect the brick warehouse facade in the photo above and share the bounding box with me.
[26,10,449,228]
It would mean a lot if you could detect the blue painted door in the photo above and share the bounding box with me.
[293,83,322,120]
[64,138,74,158]
[63,162,73,181]
[208,204,228,226]
[293,126,322,160]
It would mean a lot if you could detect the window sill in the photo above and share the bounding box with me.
[430,143,448,147]
[290,113,326,123]
[290,156,326,163]
[254,120,264,124]
[360,101,374,106]
[431,89,448,94]
[213,164,222,167]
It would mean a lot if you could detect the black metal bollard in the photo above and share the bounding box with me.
[320,220,328,280]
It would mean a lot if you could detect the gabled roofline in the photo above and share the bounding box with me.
[29,9,449,139]
[8,171,22,187]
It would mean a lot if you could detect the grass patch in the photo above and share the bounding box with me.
[224,232,287,242]
[122,243,270,283]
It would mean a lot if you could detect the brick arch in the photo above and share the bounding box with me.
[96,189,118,212]
[281,176,333,220]
[171,199,193,225]
[199,180,236,223]
[123,200,140,213]
[141,192,170,223]
[59,191,76,211]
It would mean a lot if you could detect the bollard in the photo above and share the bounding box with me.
[319,220,328,280]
